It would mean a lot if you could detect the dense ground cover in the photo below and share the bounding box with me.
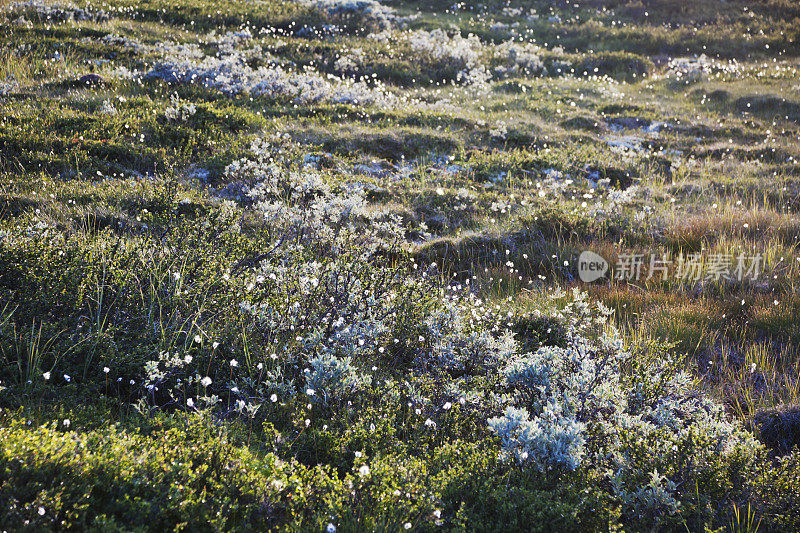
[1,0,800,530]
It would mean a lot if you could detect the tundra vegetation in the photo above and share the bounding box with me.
[1,0,800,531]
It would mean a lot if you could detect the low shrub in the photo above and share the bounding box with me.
[574,52,654,82]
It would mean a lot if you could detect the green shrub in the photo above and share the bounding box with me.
[749,452,800,531]
[574,52,654,82]
[0,411,330,531]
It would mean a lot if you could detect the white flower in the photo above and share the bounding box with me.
[270,394,278,403]
[103,367,110,374]
[38,507,45,516]
[63,374,71,382]
[326,524,336,533]
[43,372,50,380]
[443,402,452,410]
[193,334,202,343]
[187,398,194,408]
[201,376,212,387]
[306,388,315,396]
[63,419,70,427]
[404,523,411,530]
[230,359,238,367]
[358,465,370,477]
